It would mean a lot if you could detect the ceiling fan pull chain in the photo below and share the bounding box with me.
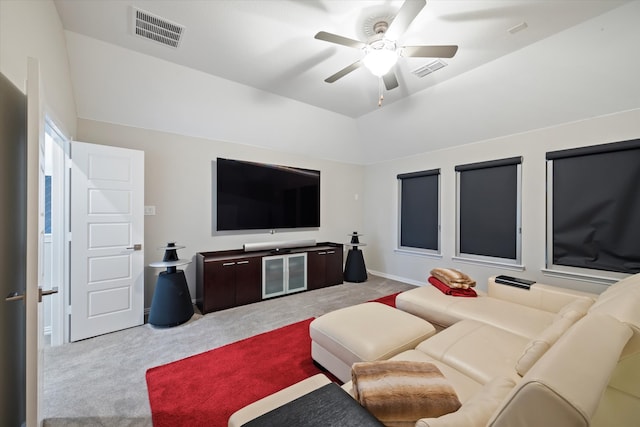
[378,77,384,107]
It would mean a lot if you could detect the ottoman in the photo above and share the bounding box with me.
[310,302,437,382]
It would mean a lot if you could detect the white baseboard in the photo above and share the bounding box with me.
[367,269,425,287]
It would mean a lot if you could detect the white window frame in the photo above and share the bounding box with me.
[454,157,523,269]
[544,139,640,285]
[396,169,441,257]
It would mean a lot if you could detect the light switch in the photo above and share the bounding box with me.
[144,205,156,216]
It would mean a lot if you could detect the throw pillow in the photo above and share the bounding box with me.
[352,360,461,425]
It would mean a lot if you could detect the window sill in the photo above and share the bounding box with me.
[452,256,524,271]
[394,248,442,260]
[541,268,620,286]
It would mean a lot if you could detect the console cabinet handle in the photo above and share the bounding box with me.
[222,262,235,266]
[236,260,249,265]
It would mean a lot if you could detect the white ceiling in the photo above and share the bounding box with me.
[53,0,628,119]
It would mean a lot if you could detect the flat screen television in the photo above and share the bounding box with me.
[216,158,320,231]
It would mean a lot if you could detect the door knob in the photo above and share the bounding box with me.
[126,244,142,251]
[39,287,59,302]
[5,291,24,302]
[5,286,59,303]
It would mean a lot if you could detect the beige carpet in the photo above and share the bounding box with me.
[43,275,414,426]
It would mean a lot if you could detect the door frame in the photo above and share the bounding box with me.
[26,56,43,427]
[43,118,70,347]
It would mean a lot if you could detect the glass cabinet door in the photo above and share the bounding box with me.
[262,253,307,298]
[262,256,285,298]
[287,253,307,293]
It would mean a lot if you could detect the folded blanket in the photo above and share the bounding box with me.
[430,268,476,288]
[429,276,477,297]
[352,360,462,425]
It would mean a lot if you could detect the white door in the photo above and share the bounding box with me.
[70,141,144,342]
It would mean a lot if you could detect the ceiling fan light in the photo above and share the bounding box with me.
[362,44,398,77]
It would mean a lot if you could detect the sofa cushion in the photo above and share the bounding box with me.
[488,313,633,427]
[416,320,527,384]
[593,272,640,303]
[310,302,436,383]
[487,278,595,314]
[515,302,592,377]
[589,276,640,330]
[446,298,556,339]
[514,316,572,377]
[554,298,594,322]
[416,377,516,427]
[385,350,483,403]
[351,360,461,425]
[396,285,555,338]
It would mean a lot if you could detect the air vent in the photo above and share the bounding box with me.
[412,59,447,78]
[132,7,184,48]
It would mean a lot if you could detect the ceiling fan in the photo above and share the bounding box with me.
[314,0,458,94]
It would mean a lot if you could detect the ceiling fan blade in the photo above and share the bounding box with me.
[324,60,362,83]
[314,31,366,49]
[385,0,427,40]
[382,71,399,91]
[403,45,459,58]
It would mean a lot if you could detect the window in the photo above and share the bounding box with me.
[546,139,640,276]
[455,157,522,266]
[397,169,440,253]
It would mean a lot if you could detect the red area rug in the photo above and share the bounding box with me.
[146,293,400,426]
[370,292,399,307]
[146,318,324,427]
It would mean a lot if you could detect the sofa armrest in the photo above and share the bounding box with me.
[488,277,596,314]
[416,377,515,427]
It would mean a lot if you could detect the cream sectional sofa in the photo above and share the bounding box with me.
[229,273,640,427]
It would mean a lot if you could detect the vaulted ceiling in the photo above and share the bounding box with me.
[50,0,640,165]
[54,0,627,118]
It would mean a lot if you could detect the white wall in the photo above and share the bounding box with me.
[64,31,364,164]
[363,108,640,295]
[359,1,640,295]
[75,119,365,307]
[5,0,638,308]
[0,0,77,136]
[72,1,640,303]
[356,1,640,164]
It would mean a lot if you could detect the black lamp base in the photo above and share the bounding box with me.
[344,248,368,283]
[148,270,194,327]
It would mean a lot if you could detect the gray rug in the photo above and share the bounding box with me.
[43,276,414,425]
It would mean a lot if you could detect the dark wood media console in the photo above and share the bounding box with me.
[196,242,343,314]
